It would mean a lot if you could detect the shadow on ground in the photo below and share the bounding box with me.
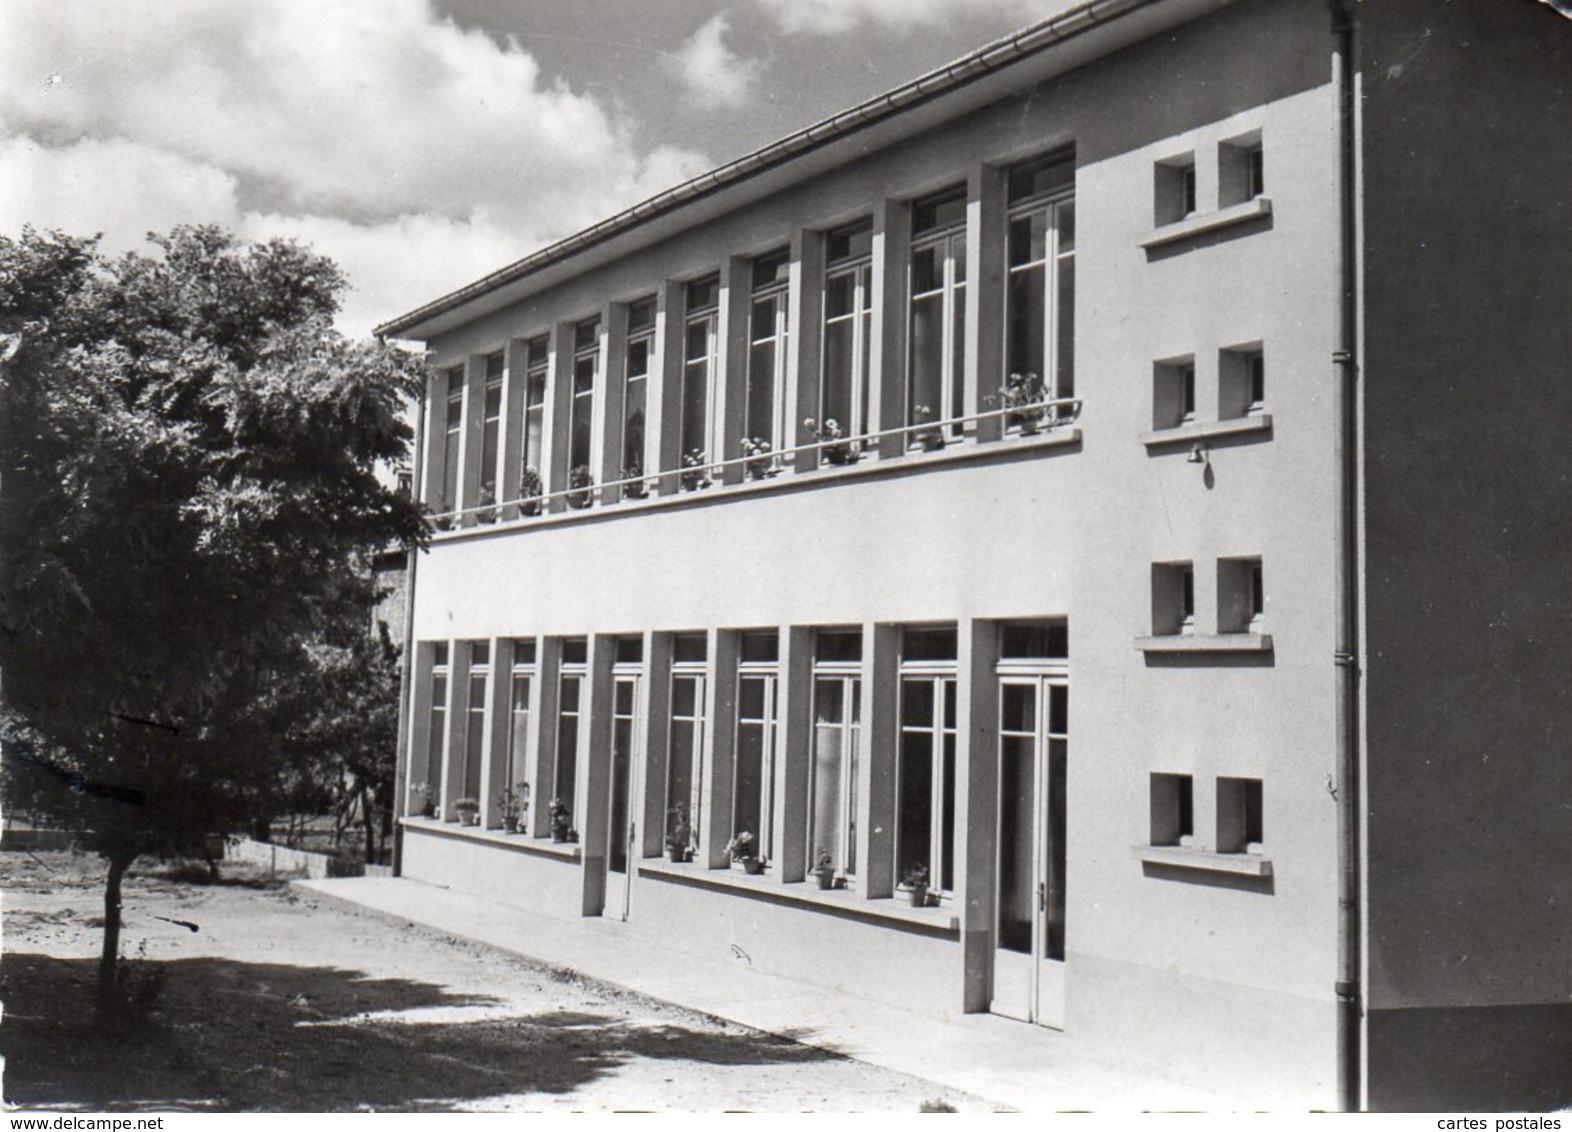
[1,952,837,1111]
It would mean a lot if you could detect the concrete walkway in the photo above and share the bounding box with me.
[297,874,1234,1112]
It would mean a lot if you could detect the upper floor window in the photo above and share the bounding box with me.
[909,189,968,439]
[811,629,862,882]
[746,250,791,454]
[1005,151,1076,415]
[521,336,549,486]
[570,318,600,475]
[682,277,720,470]
[479,352,504,517]
[821,220,874,445]
[440,366,464,518]
[622,298,655,481]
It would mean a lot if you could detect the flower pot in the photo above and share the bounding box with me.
[741,857,764,876]
[667,846,685,863]
[921,432,944,453]
[908,884,929,908]
[502,815,519,834]
[552,830,569,844]
[814,869,835,891]
[521,499,540,517]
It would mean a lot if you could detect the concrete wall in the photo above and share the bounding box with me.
[1355,0,1572,1111]
[398,0,1351,1106]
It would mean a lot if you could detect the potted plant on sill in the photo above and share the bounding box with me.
[812,850,836,891]
[989,371,1048,436]
[740,437,775,481]
[679,448,710,492]
[408,783,435,819]
[519,466,543,516]
[666,805,692,862]
[804,417,858,467]
[548,798,572,843]
[622,461,648,500]
[726,831,765,875]
[912,405,945,452]
[566,464,595,509]
[903,863,931,908]
[500,782,529,834]
[455,797,480,827]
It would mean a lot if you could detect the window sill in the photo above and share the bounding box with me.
[1141,195,1273,250]
[1136,845,1273,878]
[636,855,960,934]
[1141,414,1272,449]
[400,816,582,861]
[1134,632,1272,654]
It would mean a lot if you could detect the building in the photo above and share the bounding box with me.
[375,0,1571,1111]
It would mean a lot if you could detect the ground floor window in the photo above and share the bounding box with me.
[666,634,708,854]
[556,639,587,832]
[732,631,780,863]
[810,629,862,880]
[897,627,958,894]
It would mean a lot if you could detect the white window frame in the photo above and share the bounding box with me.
[1004,161,1076,413]
[809,660,861,881]
[745,252,791,454]
[907,190,968,437]
[896,657,957,895]
[821,222,874,442]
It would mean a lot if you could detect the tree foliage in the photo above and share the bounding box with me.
[0,226,425,998]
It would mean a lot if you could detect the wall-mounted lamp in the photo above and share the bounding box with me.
[1186,443,1210,466]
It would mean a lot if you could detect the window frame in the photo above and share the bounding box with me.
[820,220,874,444]
[745,251,791,455]
[681,276,721,472]
[809,654,862,882]
[1004,153,1077,415]
[907,188,969,439]
[896,651,958,896]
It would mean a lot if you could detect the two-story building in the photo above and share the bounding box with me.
[375,0,1572,1110]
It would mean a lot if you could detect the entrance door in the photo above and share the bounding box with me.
[992,674,1068,1028]
[606,670,642,920]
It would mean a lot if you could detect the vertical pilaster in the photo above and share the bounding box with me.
[861,622,900,899]
[529,636,563,836]
[654,283,685,495]
[581,634,616,914]
[971,163,1007,443]
[703,629,740,867]
[483,637,513,827]
[871,198,911,458]
[419,370,445,514]
[958,617,1001,1014]
[599,304,630,502]
[639,634,673,858]
[789,228,826,473]
[774,625,814,883]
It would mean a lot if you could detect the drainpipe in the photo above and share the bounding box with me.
[1331,0,1363,1113]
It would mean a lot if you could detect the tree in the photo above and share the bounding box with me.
[0,226,426,1011]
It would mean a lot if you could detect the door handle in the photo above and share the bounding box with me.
[1037,881,1046,913]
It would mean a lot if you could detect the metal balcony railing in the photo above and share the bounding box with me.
[429,396,1081,530]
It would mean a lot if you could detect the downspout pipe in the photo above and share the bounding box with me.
[1331,0,1364,1113]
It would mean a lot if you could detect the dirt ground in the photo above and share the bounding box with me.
[0,849,993,1112]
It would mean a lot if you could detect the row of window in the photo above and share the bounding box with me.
[425,149,1079,524]
[1150,772,1264,854]
[1151,557,1266,639]
[408,622,1069,898]
[1153,346,1266,431]
[1154,130,1265,227]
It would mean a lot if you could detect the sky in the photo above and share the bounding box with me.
[0,0,1071,337]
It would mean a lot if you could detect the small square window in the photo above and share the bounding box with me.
[512,639,537,667]
[561,638,588,665]
[1154,154,1197,226]
[1219,344,1265,419]
[1217,557,1265,634]
[1153,357,1197,430]
[826,220,873,264]
[1150,773,1194,847]
[1152,562,1196,637]
[1217,777,1264,854]
[751,249,790,291]
[672,633,708,663]
[470,641,490,667]
[1220,133,1264,207]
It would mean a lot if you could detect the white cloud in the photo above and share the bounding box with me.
[754,0,1058,35]
[0,0,712,336]
[669,13,760,107]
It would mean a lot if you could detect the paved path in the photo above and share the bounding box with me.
[299,875,1234,1112]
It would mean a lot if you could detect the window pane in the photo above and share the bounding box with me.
[941,730,956,891]
[556,694,578,816]
[1008,213,1048,268]
[1056,256,1075,398]
[909,293,944,420]
[1007,264,1047,381]
[734,719,764,840]
[911,244,942,295]
[822,318,854,426]
[671,675,697,716]
[747,338,776,440]
[811,719,843,867]
[509,674,531,782]
[901,678,934,727]
[668,719,695,842]
[825,272,855,318]
[465,674,485,800]
[1000,682,1035,733]
[739,675,766,718]
[952,234,967,285]
[998,733,1035,953]
[897,727,933,881]
[1057,200,1075,254]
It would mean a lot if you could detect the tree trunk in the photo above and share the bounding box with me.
[96,852,134,1019]
[361,784,375,864]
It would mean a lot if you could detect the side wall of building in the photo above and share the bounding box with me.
[1357,0,1572,1111]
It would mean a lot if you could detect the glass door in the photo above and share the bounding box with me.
[993,674,1068,1028]
[607,670,642,920]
